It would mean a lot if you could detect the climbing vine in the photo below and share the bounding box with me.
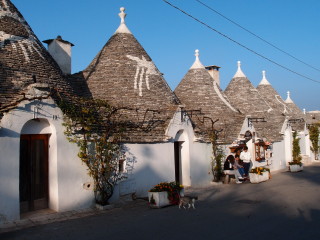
[195,115,224,182]
[209,129,224,182]
[58,96,128,205]
[57,95,169,205]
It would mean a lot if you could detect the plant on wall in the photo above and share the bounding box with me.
[57,95,169,205]
[290,131,302,166]
[209,129,224,182]
[58,96,129,205]
[308,123,320,160]
[197,116,224,182]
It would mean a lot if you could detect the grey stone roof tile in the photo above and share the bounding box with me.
[175,67,245,143]
[0,0,74,115]
[74,30,180,142]
[224,76,271,115]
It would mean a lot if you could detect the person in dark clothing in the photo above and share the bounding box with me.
[223,155,243,183]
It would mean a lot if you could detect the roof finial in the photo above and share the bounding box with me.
[233,60,246,78]
[114,7,132,34]
[190,49,204,69]
[285,90,293,103]
[119,7,126,24]
[195,49,199,59]
[259,70,270,85]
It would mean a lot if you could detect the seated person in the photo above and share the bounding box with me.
[234,154,245,178]
[223,155,244,184]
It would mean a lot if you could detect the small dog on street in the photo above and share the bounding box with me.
[178,196,198,209]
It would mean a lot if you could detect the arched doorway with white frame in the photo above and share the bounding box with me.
[174,129,191,187]
[20,118,56,214]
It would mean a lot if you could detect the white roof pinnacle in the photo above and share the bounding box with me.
[259,70,270,85]
[285,91,294,103]
[114,7,132,34]
[233,61,246,78]
[190,49,205,69]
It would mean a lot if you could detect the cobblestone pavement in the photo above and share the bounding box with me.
[1,162,320,240]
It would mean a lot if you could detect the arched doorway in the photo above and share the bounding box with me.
[174,130,191,186]
[20,119,52,213]
[174,141,182,183]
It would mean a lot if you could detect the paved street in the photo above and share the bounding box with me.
[1,163,320,240]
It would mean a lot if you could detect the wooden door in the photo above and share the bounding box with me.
[20,134,49,213]
[174,142,181,184]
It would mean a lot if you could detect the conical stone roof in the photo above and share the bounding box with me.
[224,61,272,117]
[284,91,305,132]
[0,0,73,114]
[257,71,291,115]
[75,7,179,142]
[174,50,244,143]
[255,71,288,141]
[285,91,303,116]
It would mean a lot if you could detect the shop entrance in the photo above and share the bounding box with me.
[20,134,49,213]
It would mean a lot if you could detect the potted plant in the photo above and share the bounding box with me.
[289,131,303,172]
[148,182,184,208]
[249,167,270,183]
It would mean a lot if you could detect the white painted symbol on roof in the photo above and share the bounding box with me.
[0,2,44,62]
[127,55,160,96]
[275,95,291,114]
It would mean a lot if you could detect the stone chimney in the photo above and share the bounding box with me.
[205,65,220,86]
[43,36,74,74]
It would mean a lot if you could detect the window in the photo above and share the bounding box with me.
[255,141,267,161]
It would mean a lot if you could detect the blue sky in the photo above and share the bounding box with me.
[11,0,320,111]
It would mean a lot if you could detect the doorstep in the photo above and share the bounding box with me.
[0,207,102,234]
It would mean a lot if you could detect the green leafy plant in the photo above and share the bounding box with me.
[308,124,320,160]
[209,129,224,182]
[58,96,128,205]
[290,131,302,166]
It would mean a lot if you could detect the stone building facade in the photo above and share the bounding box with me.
[0,0,315,224]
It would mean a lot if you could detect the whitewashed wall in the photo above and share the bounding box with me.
[0,97,93,223]
[111,110,215,200]
[299,130,308,156]
[0,106,235,222]
[111,141,214,201]
[189,142,213,187]
[114,142,176,199]
[299,129,312,164]
[268,141,286,172]
[284,126,293,165]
